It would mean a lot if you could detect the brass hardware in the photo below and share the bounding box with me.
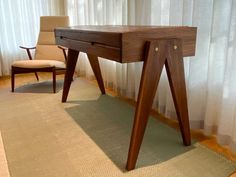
[155,47,159,52]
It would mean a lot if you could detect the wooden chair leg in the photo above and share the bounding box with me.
[34,72,39,81]
[126,40,167,170]
[11,69,15,92]
[87,54,106,94]
[62,49,79,102]
[52,68,56,93]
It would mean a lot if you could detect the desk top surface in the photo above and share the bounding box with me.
[55,25,197,63]
[56,25,196,33]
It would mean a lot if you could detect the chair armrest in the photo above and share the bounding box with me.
[19,46,36,60]
[58,46,67,50]
[58,45,68,62]
[19,46,36,50]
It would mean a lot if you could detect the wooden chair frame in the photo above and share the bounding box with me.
[11,45,67,93]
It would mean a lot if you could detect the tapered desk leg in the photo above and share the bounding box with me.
[62,49,79,102]
[11,69,15,92]
[87,54,106,94]
[165,40,191,145]
[126,39,191,170]
[52,67,56,93]
[126,40,167,170]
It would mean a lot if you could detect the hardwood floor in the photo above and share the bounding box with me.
[0,73,236,176]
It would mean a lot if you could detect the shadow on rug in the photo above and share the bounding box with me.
[14,80,64,93]
[1,78,235,176]
[65,95,195,170]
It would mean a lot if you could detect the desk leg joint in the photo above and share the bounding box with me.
[126,38,191,171]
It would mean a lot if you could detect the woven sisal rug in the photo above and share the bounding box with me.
[0,78,235,177]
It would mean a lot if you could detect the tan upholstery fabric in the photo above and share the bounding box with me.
[37,32,55,45]
[12,16,69,70]
[35,45,65,62]
[34,16,69,62]
[37,16,69,45]
[40,16,69,32]
[12,60,66,69]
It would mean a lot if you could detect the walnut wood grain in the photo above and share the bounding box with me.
[121,27,196,62]
[56,26,196,171]
[56,28,121,47]
[56,37,121,62]
[11,69,15,92]
[62,49,79,102]
[126,40,168,170]
[52,67,56,93]
[165,39,191,145]
[55,25,197,62]
[126,39,191,170]
[87,54,106,94]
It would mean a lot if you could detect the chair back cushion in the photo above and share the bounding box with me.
[35,45,65,61]
[35,16,69,62]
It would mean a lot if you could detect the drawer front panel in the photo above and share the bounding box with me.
[56,37,121,62]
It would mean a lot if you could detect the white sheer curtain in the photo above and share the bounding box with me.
[0,49,3,76]
[0,0,65,76]
[65,0,236,153]
[65,0,129,95]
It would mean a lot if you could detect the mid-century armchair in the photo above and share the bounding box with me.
[11,16,69,93]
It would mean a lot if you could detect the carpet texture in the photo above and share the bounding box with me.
[0,131,10,177]
[0,78,235,177]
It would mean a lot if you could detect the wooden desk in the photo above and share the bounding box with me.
[55,25,197,170]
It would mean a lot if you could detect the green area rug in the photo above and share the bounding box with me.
[0,78,235,177]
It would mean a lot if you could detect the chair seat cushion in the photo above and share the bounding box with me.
[12,60,66,69]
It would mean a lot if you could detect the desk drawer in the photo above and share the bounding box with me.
[55,36,121,62]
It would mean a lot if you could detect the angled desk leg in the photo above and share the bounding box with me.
[126,40,167,170]
[87,54,106,94]
[126,39,191,170]
[165,40,191,146]
[62,49,79,102]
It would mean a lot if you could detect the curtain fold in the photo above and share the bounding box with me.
[217,0,236,152]
[0,50,3,76]
[0,0,65,76]
[65,0,236,154]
